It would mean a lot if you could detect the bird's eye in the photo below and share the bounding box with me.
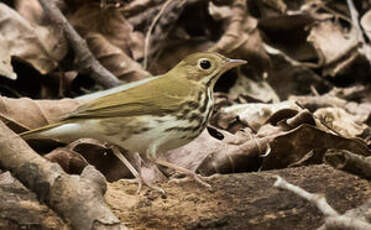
[198,59,211,70]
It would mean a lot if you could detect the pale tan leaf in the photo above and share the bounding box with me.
[0,3,63,74]
[360,9,371,41]
[216,101,301,131]
[314,107,368,138]
[85,33,150,82]
[0,96,82,132]
[67,4,149,81]
[308,21,357,64]
[307,20,363,76]
[14,0,68,63]
[0,35,16,79]
[67,4,144,60]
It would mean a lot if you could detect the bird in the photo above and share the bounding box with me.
[21,52,247,192]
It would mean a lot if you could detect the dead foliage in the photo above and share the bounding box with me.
[0,0,370,229]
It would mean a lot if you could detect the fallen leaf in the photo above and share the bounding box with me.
[0,96,82,132]
[229,73,280,103]
[264,44,331,99]
[0,3,65,74]
[261,124,370,170]
[215,101,301,131]
[314,107,369,138]
[67,4,149,81]
[361,9,371,41]
[85,33,150,82]
[307,20,361,77]
[44,147,88,175]
[0,35,16,79]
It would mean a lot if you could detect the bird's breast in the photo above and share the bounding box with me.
[118,89,214,155]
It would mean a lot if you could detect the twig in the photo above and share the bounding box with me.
[274,176,371,230]
[38,0,121,89]
[0,121,127,230]
[143,0,174,70]
[122,0,165,18]
[274,176,338,216]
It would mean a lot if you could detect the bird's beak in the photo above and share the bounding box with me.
[224,58,247,70]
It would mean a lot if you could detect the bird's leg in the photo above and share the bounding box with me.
[155,159,211,188]
[110,146,164,194]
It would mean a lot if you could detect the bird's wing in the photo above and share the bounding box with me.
[65,76,192,119]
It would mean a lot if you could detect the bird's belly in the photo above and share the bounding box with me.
[119,114,206,156]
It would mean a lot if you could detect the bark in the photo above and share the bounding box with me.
[0,171,68,230]
[0,121,126,230]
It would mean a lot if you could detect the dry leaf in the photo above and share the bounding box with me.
[314,107,369,138]
[361,9,371,41]
[259,14,317,62]
[67,4,149,81]
[0,35,16,80]
[167,129,262,175]
[44,147,89,175]
[45,138,134,182]
[0,3,64,74]
[215,101,301,131]
[229,73,279,103]
[264,44,330,99]
[85,33,150,82]
[209,0,271,78]
[14,0,68,63]
[261,124,370,170]
[0,96,82,132]
[307,20,360,76]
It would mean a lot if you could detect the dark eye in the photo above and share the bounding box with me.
[199,59,211,70]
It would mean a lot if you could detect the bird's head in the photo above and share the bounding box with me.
[168,52,247,87]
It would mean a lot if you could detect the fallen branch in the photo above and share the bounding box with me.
[0,121,126,230]
[38,0,121,88]
[0,171,67,229]
[324,149,371,179]
[274,176,371,230]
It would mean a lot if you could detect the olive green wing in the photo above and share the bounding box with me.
[65,77,192,119]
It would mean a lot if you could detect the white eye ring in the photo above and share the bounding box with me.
[197,58,212,70]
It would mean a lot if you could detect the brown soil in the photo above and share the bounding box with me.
[105,165,371,230]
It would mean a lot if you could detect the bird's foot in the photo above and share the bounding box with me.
[170,174,211,188]
[110,147,165,194]
[192,173,211,188]
[122,177,164,195]
[156,159,211,188]
[134,176,165,195]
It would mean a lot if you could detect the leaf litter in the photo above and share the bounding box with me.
[0,0,370,229]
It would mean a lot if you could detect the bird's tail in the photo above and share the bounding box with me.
[20,122,64,140]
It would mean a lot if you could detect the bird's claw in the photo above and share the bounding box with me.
[169,173,211,188]
[193,174,212,188]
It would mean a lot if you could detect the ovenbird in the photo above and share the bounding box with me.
[21,52,246,191]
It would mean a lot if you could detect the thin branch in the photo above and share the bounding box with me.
[143,0,174,69]
[38,0,121,88]
[274,176,371,230]
[324,149,371,179]
[274,176,338,217]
